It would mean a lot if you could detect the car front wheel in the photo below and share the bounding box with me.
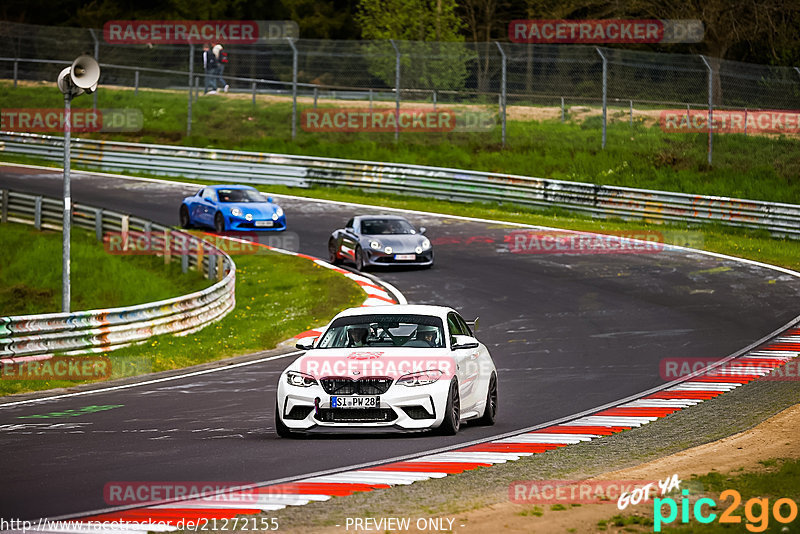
[214,212,226,233]
[275,402,295,438]
[179,206,192,228]
[328,239,341,265]
[355,246,365,271]
[437,379,461,435]
[475,373,498,426]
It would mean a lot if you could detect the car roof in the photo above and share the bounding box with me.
[355,214,410,222]
[209,184,257,191]
[331,304,456,321]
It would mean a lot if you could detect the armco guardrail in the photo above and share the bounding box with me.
[0,188,236,363]
[2,131,800,237]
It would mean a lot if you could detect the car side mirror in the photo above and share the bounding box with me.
[295,337,317,350]
[419,226,427,234]
[451,335,479,350]
[466,317,479,332]
[267,196,274,203]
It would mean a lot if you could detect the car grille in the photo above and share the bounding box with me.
[320,377,393,395]
[315,408,397,423]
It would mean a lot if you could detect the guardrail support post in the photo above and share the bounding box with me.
[13,59,18,88]
[121,215,129,252]
[164,228,171,265]
[207,246,216,280]
[390,39,401,142]
[495,42,507,148]
[187,43,194,137]
[596,47,607,149]
[287,38,298,140]
[699,55,713,166]
[216,256,224,281]
[630,100,633,126]
[197,240,204,273]
[1,189,8,223]
[94,208,103,240]
[313,86,318,109]
[134,70,139,95]
[34,196,42,229]
[369,89,373,112]
[252,82,257,107]
[744,108,748,136]
[561,97,565,122]
[433,90,437,111]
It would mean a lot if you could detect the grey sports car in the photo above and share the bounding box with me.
[328,215,434,270]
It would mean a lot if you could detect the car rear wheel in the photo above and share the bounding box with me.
[437,379,460,435]
[355,246,365,271]
[475,373,498,426]
[214,212,226,233]
[275,402,295,438]
[179,206,192,228]
[328,239,341,265]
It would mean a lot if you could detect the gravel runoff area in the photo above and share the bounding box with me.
[265,375,800,532]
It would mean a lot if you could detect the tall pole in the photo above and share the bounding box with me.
[288,38,298,140]
[89,29,99,111]
[596,47,607,149]
[187,44,194,137]
[700,55,713,165]
[390,39,400,142]
[62,92,72,312]
[495,42,507,148]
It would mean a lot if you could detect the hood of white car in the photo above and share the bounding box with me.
[289,347,455,380]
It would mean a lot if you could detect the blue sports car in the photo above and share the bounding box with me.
[179,185,286,232]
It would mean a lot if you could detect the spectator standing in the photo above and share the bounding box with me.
[212,43,229,93]
[202,43,217,94]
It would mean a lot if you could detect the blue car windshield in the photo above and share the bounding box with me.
[361,219,415,235]
[217,189,265,203]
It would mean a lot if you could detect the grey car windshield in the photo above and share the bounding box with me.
[361,219,416,235]
[317,314,445,348]
[217,189,266,203]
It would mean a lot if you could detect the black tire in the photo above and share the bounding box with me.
[179,206,192,228]
[475,373,498,426]
[214,212,226,233]
[437,379,461,435]
[354,246,365,271]
[328,239,341,265]
[275,402,295,438]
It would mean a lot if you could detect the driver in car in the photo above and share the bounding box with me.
[346,326,369,347]
[415,325,439,347]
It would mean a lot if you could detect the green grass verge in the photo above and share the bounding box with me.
[2,81,799,203]
[0,222,209,315]
[0,249,365,396]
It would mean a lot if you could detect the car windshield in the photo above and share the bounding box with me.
[216,189,266,203]
[360,219,415,235]
[317,314,445,348]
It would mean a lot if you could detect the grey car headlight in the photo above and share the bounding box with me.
[421,238,431,250]
[370,240,382,250]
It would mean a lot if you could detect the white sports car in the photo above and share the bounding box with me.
[275,305,498,436]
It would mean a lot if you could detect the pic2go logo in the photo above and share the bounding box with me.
[654,489,798,532]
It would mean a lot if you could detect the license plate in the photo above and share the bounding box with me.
[255,220,273,227]
[331,396,379,409]
[395,254,415,260]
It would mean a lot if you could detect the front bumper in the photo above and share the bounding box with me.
[277,378,449,433]
[227,215,287,232]
[363,248,434,267]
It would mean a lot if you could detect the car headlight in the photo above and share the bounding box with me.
[421,238,431,250]
[415,246,423,254]
[384,246,393,255]
[231,208,243,217]
[275,207,284,218]
[286,371,317,387]
[245,213,253,221]
[370,240,381,250]
[272,212,279,221]
[397,370,443,387]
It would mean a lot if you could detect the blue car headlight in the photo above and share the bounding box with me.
[231,208,243,217]
[275,207,284,218]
